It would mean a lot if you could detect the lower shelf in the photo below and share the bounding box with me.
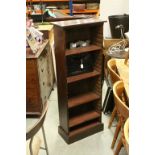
[69,121,101,137]
[68,92,100,108]
[58,122,103,144]
[69,111,100,128]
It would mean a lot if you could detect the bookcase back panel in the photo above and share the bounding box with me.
[65,25,103,49]
[66,51,101,77]
[68,77,99,98]
[69,101,97,117]
[65,28,91,49]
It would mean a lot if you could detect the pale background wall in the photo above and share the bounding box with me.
[99,0,129,38]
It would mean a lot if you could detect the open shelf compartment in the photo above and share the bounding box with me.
[67,77,101,98]
[69,119,101,137]
[66,49,102,79]
[68,92,100,108]
[69,111,100,128]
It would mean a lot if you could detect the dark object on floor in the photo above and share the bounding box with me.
[102,85,114,114]
[108,14,129,38]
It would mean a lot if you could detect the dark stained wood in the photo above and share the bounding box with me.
[53,19,105,143]
[58,122,103,144]
[69,111,100,128]
[68,92,100,108]
[65,45,101,56]
[67,70,100,83]
[69,121,101,137]
[67,78,98,99]
[53,26,69,133]
[26,59,42,116]
[26,41,53,117]
[52,18,105,28]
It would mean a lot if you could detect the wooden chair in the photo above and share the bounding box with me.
[111,81,129,149]
[26,101,49,155]
[114,118,129,155]
[107,58,120,84]
[107,59,121,128]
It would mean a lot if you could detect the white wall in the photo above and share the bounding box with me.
[99,0,129,38]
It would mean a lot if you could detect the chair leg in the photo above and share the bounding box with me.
[108,105,117,128]
[114,137,123,155]
[111,119,121,149]
[122,134,129,154]
[29,137,34,155]
[42,126,49,155]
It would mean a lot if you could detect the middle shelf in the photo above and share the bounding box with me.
[67,70,100,83]
[65,45,102,56]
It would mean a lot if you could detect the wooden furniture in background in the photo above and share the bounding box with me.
[107,58,121,129]
[26,0,100,15]
[111,81,129,149]
[36,24,56,82]
[26,40,54,117]
[102,38,129,83]
[52,18,105,144]
[124,118,129,154]
[115,58,129,98]
[26,101,49,155]
[107,59,120,84]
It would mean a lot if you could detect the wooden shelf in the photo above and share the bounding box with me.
[69,121,101,137]
[69,111,100,128]
[67,70,100,84]
[26,0,98,5]
[26,0,70,2]
[60,9,98,14]
[66,45,101,56]
[26,1,99,16]
[68,92,100,108]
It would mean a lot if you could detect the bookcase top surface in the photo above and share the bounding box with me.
[51,18,105,28]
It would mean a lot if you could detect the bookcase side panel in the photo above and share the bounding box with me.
[54,26,69,133]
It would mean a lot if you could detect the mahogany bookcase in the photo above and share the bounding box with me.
[52,18,105,143]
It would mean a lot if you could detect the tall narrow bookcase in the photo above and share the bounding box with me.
[52,18,105,144]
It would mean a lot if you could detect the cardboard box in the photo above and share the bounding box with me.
[103,38,129,55]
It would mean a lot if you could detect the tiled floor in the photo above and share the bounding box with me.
[27,82,127,155]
